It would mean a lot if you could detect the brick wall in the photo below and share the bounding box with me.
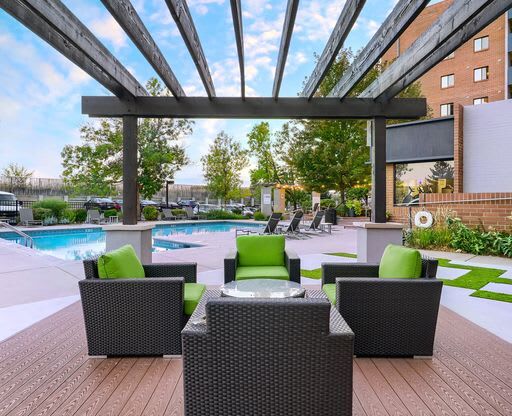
[382,0,506,117]
[388,193,512,231]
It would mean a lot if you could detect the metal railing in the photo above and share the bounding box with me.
[0,221,34,248]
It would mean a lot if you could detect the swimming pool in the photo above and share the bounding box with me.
[0,221,261,260]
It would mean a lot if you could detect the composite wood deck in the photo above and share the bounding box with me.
[0,302,511,415]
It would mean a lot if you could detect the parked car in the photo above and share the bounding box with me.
[159,201,180,210]
[140,199,161,211]
[0,191,20,223]
[178,199,198,208]
[84,198,120,212]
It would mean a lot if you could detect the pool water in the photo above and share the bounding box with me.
[0,221,261,261]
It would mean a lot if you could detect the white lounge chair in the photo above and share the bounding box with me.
[19,208,42,226]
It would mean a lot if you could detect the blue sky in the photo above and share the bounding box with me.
[0,0,438,185]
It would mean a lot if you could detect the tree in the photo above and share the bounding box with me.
[247,122,281,185]
[201,131,249,205]
[282,48,426,199]
[61,78,192,198]
[1,163,34,189]
[426,160,455,192]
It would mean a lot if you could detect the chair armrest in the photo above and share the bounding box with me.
[285,249,301,284]
[224,251,238,283]
[143,263,197,283]
[321,263,380,285]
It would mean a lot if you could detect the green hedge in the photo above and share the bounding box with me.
[104,209,119,219]
[33,208,53,221]
[32,198,68,220]
[205,210,246,220]
[253,211,266,221]
[171,209,186,217]
[74,208,87,223]
[143,206,159,221]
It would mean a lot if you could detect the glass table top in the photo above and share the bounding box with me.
[220,279,305,298]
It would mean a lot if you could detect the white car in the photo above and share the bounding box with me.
[0,191,19,222]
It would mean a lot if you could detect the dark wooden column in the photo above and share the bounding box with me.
[123,116,138,225]
[371,117,387,223]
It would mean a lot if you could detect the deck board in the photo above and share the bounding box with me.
[0,302,511,416]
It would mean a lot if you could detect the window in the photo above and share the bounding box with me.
[474,66,489,82]
[473,97,488,105]
[440,74,454,89]
[394,161,455,205]
[440,103,454,117]
[443,51,455,60]
[474,36,489,52]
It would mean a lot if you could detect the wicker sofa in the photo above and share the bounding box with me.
[182,293,354,416]
[80,260,197,356]
[322,258,442,357]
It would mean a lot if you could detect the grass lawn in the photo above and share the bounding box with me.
[300,253,512,303]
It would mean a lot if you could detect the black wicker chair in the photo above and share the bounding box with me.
[322,258,442,357]
[224,248,300,283]
[182,293,354,416]
[79,260,197,356]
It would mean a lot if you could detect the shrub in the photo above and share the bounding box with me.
[32,198,68,220]
[346,187,369,201]
[254,211,266,221]
[405,227,452,250]
[320,199,336,209]
[206,209,245,220]
[33,208,53,221]
[60,208,76,224]
[74,208,87,223]
[142,206,159,221]
[103,209,119,219]
[171,209,186,217]
[345,199,363,216]
[336,204,347,216]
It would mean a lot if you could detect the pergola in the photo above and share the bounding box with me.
[2,0,510,226]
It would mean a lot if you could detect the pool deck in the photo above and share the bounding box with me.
[1,220,512,343]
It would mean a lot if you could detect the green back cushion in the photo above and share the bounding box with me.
[97,244,145,279]
[184,283,206,315]
[379,244,422,279]
[236,235,285,267]
[322,284,336,305]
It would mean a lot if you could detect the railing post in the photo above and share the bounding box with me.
[123,115,138,225]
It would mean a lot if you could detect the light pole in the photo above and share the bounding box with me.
[166,179,174,208]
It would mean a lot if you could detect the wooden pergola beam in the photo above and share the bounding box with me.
[165,0,216,98]
[229,0,245,99]
[100,0,185,98]
[272,0,299,99]
[329,0,429,99]
[8,0,147,99]
[301,0,366,99]
[1,0,126,97]
[361,0,510,101]
[82,96,427,119]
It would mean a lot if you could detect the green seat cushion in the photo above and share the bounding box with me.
[322,284,336,305]
[379,244,422,279]
[235,266,289,280]
[97,244,145,279]
[184,283,206,316]
[236,235,285,267]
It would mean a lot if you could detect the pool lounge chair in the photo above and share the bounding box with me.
[236,212,282,236]
[184,206,199,220]
[302,210,324,232]
[86,209,102,224]
[19,208,42,226]
[161,208,177,221]
[283,209,304,236]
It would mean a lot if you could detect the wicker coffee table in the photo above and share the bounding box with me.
[220,278,306,298]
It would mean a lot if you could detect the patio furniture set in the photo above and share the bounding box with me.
[78,235,442,415]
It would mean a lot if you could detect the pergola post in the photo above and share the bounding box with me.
[371,117,386,223]
[123,115,138,225]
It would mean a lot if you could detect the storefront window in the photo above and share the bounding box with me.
[394,160,455,205]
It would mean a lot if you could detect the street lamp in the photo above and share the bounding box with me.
[166,179,174,208]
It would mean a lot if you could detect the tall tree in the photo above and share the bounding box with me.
[61,78,192,198]
[201,131,249,205]
[283,48,426,199]
[1,163,34,190]
[247,122,281,185]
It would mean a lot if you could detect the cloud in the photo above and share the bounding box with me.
[89,15,128,50]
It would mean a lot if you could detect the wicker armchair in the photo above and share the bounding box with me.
[79,260,197,356]
[182,294,354,416]
[322,258,442,357]
[224,249,300,283]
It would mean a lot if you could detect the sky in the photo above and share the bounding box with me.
[0,0,441,185]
